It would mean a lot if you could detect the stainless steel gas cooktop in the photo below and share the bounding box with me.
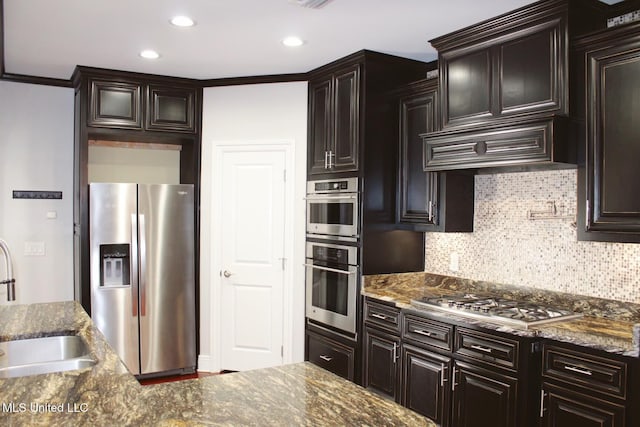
[410,294,582,329]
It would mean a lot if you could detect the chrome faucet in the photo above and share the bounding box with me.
[0,239,15,301]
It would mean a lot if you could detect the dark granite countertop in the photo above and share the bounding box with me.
[363,272,640,358]
[0,301,434,426]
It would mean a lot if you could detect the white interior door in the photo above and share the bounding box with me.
[219,148,286,371]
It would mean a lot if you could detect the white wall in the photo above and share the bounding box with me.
[88,145,180,184]
[0,81,75,304]
[199,82,307,371]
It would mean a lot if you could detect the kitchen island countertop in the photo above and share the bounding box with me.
[0,301,433,426]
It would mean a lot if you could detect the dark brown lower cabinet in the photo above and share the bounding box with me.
[540,342,635,427]
[305,329,355,381]
[542,383,625,427]
[359,299,638,426]
[451,361,518,427]
[402,344,452,426]
[363,326,401,402]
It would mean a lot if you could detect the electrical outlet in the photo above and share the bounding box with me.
[449,252,459,272]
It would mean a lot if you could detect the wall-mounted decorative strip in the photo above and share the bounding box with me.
[608,9,640,28]
[12,190,63,199]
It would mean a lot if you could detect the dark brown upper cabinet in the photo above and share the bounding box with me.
[86,73,198,134]
[308,63,360,175]
[147,85,197,133]
[89,79,142,129]
[307,50,429,180]
[423,0,606,172]
[440,20,563,129]
[393,77,474,231]
[574,22,640,243]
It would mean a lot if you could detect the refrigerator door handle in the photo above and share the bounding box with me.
[139,213,146,317]
[131,213,139,317]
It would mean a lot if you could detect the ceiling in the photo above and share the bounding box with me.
[2,0,624,81]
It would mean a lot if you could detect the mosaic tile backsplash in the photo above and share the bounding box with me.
[425,169,640,303]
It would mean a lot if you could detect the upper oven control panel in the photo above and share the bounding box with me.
[307,177,358,194]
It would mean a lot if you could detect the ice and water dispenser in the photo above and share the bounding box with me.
[99,244,131,287]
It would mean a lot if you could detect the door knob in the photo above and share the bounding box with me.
[222,270,233,278]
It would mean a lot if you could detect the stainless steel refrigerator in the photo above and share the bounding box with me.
[89,183,196,376]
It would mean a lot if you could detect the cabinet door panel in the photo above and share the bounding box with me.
[587,46,640,233]
[452,362,517,427]
[147,86,196,132]
[402,344,451,426]
[364,327,400,402]
[444,50,492,124]
[89,80,142,129]
[543,385,625,427]
[332,65,360,172]
[501,29,555,112]
[399,90,438,224]
[308,78,332,175]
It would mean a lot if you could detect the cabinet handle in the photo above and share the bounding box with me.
[451,366,458,391]
[413,329,433,337]
[470,344,493,354]
[319,355,333,362]
[371,313,391,321]
[539,389,547,418]
[392,343,399,364]
[564,365,593,376]
[328,150,335,169]
[324,151,329,169]
[428,201,434,222]
[586,200,590,223]
[440,363,448,387]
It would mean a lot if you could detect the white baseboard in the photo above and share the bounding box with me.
[197,354,215,373]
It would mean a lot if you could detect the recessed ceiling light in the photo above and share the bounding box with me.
[170,15,195,27]
[139,50,160,59]
[282,36,304,47]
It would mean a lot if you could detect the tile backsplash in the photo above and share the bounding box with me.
[425,169,640,303]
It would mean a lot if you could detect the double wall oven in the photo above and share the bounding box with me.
[305,177,360,336]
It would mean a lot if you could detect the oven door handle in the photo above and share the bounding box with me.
[304,195,358,200]
[303,263,357,275]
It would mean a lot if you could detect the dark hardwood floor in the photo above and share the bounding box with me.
[138,371,219,386]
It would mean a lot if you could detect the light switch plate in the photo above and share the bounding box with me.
[24,241,45,256]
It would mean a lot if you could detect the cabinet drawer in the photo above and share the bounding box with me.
[543,344,627,399]
[364,299,401,333]
[423,116,567,171]
[455,328,518,370]
[403,313,453,352]
[306,331,354,381]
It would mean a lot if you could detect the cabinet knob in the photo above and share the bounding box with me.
[474,141,487,155]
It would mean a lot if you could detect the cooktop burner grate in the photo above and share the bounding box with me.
[410,294,582,329]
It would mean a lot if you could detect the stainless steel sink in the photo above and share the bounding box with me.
[0,335,97,378]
